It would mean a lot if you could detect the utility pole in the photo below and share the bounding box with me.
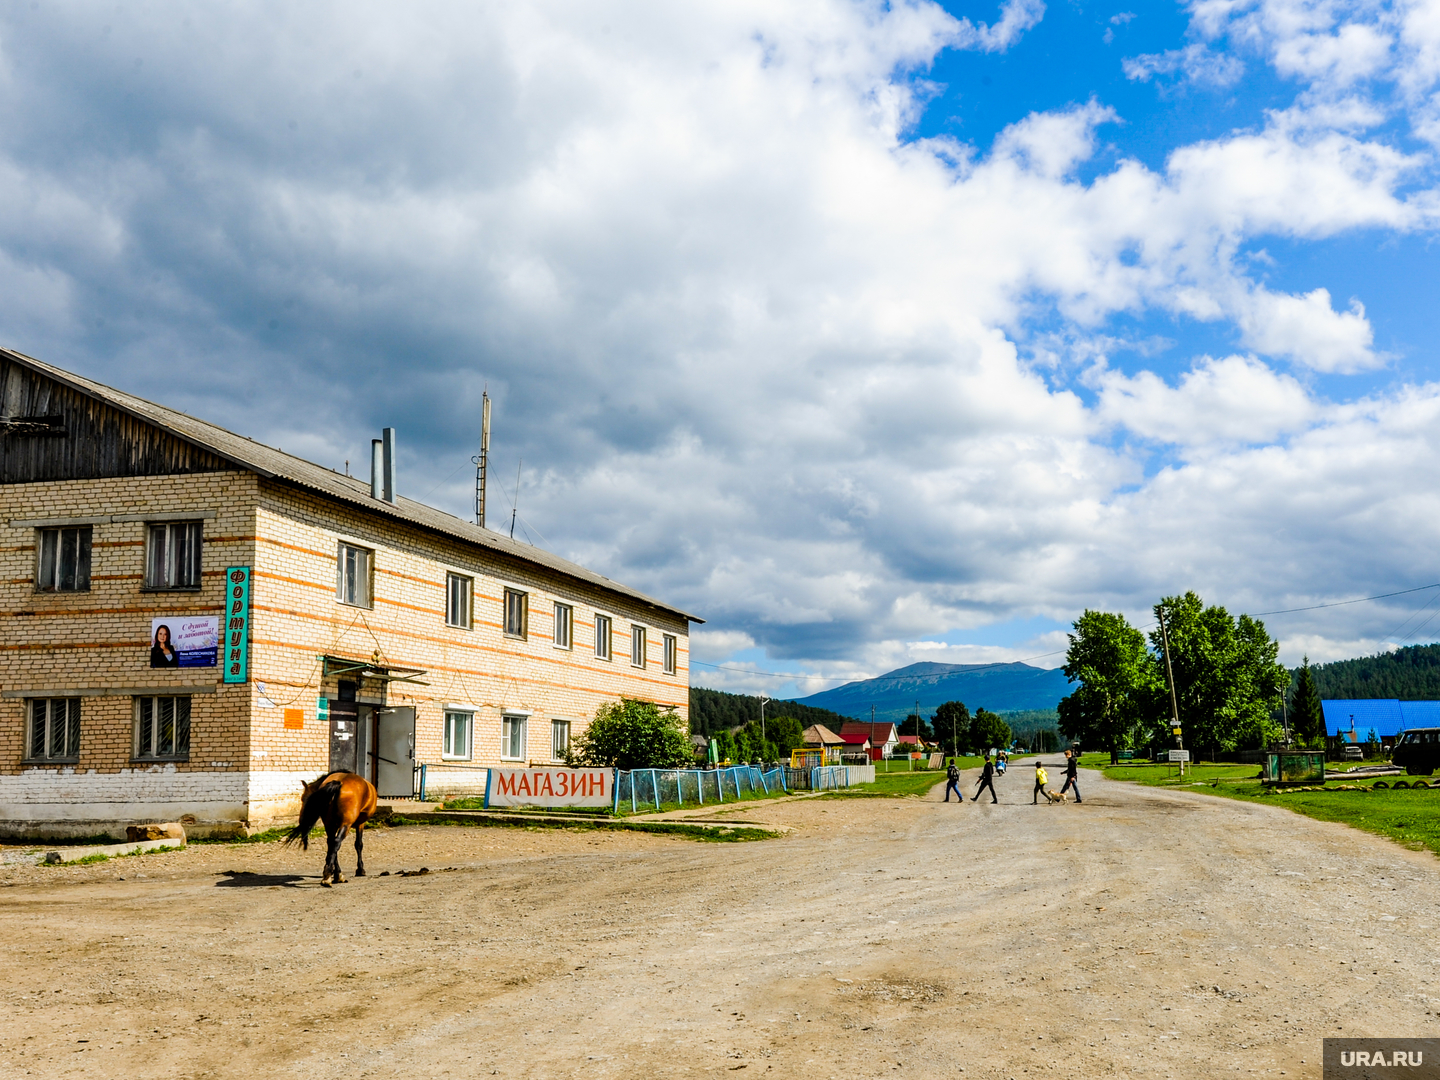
[1158,604,1185,776]
[758,696,771,748]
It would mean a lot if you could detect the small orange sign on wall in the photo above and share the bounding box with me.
[284,709,305,730]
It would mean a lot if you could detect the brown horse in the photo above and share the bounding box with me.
[284,771,378,886]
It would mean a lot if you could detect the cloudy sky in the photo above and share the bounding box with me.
[3,0,1440,699]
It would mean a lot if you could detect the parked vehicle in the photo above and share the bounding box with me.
[1391,728,1440,776]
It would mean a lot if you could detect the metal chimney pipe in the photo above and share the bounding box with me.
[370,439,383,499]
[382,427,397,503]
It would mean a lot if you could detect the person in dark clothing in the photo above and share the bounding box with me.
[972,757,998,803]
[1059,749,1082,802]
[944,761,963,803]
[151,624,180,668]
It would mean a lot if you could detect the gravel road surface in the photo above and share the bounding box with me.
[2,763,1436,1079]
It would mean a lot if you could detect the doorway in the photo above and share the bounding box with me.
[373,706,416,797]
[328,701,360,774]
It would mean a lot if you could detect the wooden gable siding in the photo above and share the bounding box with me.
[0,356,232,484]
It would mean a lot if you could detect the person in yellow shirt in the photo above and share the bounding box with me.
[1033,760,1049,804]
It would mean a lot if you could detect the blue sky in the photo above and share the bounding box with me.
[3,0,1440,700]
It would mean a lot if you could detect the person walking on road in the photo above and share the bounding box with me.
[1059,749,1082,803]
[1033,760,1049,804]
[944,760,963,803]
[972,756,998,804]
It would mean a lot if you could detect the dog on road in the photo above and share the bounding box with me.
[1042,788,1068,804]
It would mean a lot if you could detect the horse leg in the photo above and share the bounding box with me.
[322,826,342,887]
[353,823,366,877]
[330,824,350,884]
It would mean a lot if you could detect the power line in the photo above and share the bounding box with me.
[1250,583,1440,617]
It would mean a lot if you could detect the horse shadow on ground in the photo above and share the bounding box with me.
[215,870,309,888]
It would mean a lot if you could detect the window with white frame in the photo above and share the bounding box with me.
[594,614,612,660]
[26,698,80,762]
[134,695,191,761]
[145,521,203,589]
[443,710,473,760]
[663,634,677,675]
[503,588,528,638]
[631,625,646,668]
[551,719,571,760]
[553,602,573,649]
[446,573,472,629]
[336,542,372,607]
[36,526,92,593]
[501,714,527,760]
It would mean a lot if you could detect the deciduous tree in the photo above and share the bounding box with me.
[970,708,1012,755]
[566,698,694,770]
[934,700,970,756]
[1058,609,1154,764]
[1150,592,1288,760]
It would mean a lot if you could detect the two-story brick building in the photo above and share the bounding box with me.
[0,348,698,837]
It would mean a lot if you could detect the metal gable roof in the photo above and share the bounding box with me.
[1321,699,1404,738]
[1,347,701,624]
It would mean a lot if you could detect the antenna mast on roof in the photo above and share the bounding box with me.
[473,390,491,527]
[510,459,522,540]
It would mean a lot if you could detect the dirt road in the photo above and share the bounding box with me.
[2,763,1437,1080]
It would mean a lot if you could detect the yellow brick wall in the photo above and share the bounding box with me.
[249,479,691,775]
[0,471,259,778]
[1,469,691,790]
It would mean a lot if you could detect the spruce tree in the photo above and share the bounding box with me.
[1290,656,1325,747]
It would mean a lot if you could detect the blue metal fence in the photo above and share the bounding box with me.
[614,765,786,813]
[809,765,854,791]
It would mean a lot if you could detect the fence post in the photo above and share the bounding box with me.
[613,769,621,815]
[419,762,428,802]
[698,769,705,805]
[653,770,661,811]
[677,770,684,807]
[631,771,637,814]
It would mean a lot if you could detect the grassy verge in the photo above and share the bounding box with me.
[1085,754,1440,858]
[392,814,778,842]
[818,758,984,799]
[43,843,185,867]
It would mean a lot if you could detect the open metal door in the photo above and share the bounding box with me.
[375,706,416,797]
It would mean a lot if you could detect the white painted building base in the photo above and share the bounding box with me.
[0,767,317,840]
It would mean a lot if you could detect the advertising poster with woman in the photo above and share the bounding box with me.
[150,616,219,668]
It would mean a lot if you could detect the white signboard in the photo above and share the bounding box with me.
[149,616,219,668]
[1168,750,1191,762]
[486,768,612,807]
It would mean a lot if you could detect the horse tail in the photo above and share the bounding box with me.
[285,778,342,851]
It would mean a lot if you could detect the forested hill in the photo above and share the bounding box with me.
[1304,643,1440,700]
[688,686,854,738]
[795,661,1072,724]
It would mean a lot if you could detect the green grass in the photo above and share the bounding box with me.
[818,758,985,799]
[1088,754,1440,858]
[391,813,779,842]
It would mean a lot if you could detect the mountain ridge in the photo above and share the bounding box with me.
[796,660,1073,724]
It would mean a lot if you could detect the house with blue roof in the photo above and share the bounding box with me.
[1321,699,1440,743]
